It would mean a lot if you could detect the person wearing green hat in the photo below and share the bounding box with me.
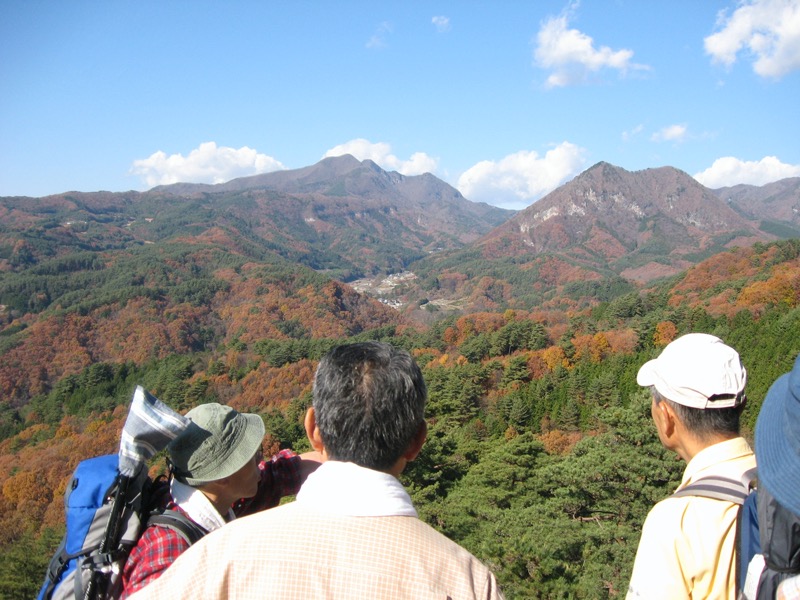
[121,403,322,597]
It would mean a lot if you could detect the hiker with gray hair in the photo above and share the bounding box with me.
[627,333,756,600]
[128,341,504,600]
[121,403,322,598]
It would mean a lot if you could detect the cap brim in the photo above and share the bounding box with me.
[755,370,800,517]
[637,360,657,387]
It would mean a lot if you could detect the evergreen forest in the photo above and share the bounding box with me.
[2,237,800,599]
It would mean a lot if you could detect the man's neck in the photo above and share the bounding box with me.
[676,432,738,463]
[196,483,233,517]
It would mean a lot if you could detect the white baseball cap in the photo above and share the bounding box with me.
[636,333,746,409]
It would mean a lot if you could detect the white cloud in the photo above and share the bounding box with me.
[323,139,438,176]
[432,16,451,33]
[651,124,688,143]
[622,124,644,142]
[456,142,588,210]
[694,155,800,187]
[130,142,285,188]
[533,9,649,88]
[366,21,393,49]
[704,0,800,79]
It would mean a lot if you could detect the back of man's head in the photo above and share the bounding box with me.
[313,341,427,471]
[637,333,747,439]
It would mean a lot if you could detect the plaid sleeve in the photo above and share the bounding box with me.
[121,524,191,598]
[233,449,301,517]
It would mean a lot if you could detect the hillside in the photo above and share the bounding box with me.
[3,152,800,599]
[401,163,786,316]
[472,162,768,274]
[6,160,800,323]
[0,245,403,406]
[2,238,800,599]
[9,143,800,600]
[149,154,514,276]
[158,154,510,232]
[0,155,515,283]
[713,176,800,238]
[4,160,800,404]
[1,157,518,407]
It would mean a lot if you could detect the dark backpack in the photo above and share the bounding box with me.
[36,453,208,600]
[736,483,800,599]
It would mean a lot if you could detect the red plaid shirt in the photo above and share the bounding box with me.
[121,449,302,598]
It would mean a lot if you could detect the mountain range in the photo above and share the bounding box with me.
[473,162,799,282]
[4,155,800,600]
[2,155,800,317]
[0,155,512,283]
[146,154,514,279]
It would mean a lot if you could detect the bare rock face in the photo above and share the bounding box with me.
[475,162,773,281]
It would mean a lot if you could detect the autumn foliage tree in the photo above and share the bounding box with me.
[4,234,800,598]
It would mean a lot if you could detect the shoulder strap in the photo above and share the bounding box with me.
[672,468,757,505]
[736,488,761,594]
[147,510,209,546]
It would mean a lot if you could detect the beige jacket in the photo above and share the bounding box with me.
[130,461,503,600]
[627,437,756,600]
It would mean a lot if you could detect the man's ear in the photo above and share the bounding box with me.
[304,407,325,455]
[403,421,427,463]
[656,400,677,438]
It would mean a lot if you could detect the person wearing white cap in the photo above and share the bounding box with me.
[626,333,756,600]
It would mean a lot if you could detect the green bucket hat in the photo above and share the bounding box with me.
[168,403,265,486]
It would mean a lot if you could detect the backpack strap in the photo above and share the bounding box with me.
[672,468,757,505]
[736,487,761,594]
[39,541,73,600]
[147,510,208,546]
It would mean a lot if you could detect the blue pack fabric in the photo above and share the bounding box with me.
[37,454,150,600]
[36,454,205,600]
[738,484,800,599]
[736,489,761,592]
[37,386,199,600]
[63,456,119,566]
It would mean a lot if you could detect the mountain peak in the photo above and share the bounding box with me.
[478,161,771,282]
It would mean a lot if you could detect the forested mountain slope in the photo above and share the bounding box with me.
[0,245,401,405]
[158,153,511,234]
[2,237,800,598]
[713,176,800,237]
[486,162,763,265]
[4,160,799,322]
[404,163,788,318]
[4,160,800,597]
[0,155,515,283]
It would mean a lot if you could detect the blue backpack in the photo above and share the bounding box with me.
[736,483,800,599]
[36,454,207,600]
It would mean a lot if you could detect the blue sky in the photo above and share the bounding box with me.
[1,0,799,210]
